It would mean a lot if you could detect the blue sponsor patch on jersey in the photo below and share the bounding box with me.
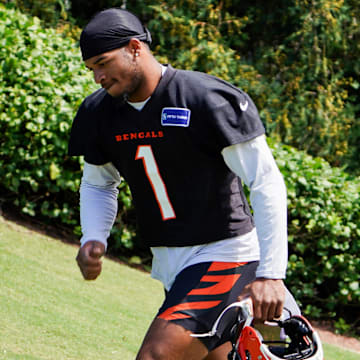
[161,107,191,127]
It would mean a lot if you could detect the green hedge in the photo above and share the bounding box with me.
[271,140,360,330]
[4,0,360,173]
[0,4,141,251]
[0,5,90,225]
[0,5,359,333]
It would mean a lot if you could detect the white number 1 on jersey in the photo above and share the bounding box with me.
[135,145,176,221]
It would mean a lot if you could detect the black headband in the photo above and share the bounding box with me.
[80,8,152,61]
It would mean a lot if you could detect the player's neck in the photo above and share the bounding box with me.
[127,58,163,102]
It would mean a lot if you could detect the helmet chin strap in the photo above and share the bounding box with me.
[190,297,254,338]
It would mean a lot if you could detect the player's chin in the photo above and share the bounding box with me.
[106,85,124,98]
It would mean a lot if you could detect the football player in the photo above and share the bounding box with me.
[69,8,299,360]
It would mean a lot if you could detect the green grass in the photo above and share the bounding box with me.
[0,216,359,360]
[323,343,360,360]
[0,216,163,360]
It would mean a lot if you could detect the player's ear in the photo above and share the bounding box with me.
[127,38,142,58]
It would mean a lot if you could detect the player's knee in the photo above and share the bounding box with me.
[136,341,171,360]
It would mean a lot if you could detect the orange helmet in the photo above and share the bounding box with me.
[235,314,324,360]
[192,298,323,360]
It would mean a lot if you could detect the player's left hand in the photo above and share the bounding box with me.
[239,278,285,321]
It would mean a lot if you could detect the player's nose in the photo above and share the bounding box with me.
[93,69,105,84]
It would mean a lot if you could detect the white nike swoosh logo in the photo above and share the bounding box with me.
[240,100,249,112]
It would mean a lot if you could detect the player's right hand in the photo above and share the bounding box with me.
[76,240,105,280]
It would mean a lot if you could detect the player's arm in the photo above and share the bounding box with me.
[221,134,287,320]
[76,161,121,280]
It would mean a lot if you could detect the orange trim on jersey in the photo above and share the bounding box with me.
[188,274,241,296]
[208,262,247,272]
[158,300,222,321]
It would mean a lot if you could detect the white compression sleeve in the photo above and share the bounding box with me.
[221,135,288,279]
[79,162,121,249]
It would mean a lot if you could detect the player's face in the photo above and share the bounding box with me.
[84,47,142,100]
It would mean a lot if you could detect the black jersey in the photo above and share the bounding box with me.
[68,65,265,247]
